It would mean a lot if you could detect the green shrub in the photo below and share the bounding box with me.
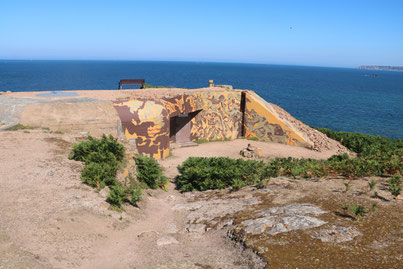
[129,188,142,206]
[107,185,126,208]
[135,154,167,189]
[175,129,402,192]
[389,184,402,197]
[368,179,377,192]
[69,135,142,209]
[340,204,348,214]
[69,134,124,164]
[387,174,402,185]
[176,157,268,191]
[370,202,377,212]
[70,135,125,189]
[349,204,366,217]
[81,162,117,188]
[316,128,402,175]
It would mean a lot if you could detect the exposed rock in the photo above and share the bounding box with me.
[269,177,290,187]
[185,224,206,234]
[241,204,327,235]
[258,204,327,217]
[174,197,261,223]
[156,235,179,246]
[313,225,362,243]
[137,231,159,239]
[98,186,110,199]
[240,143,263,158]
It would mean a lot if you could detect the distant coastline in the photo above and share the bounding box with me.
[357,65,403,71]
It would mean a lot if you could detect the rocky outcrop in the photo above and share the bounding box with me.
[239,143,263,158]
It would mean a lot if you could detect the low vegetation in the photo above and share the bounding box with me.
[143,83,173,88]
[135,154,167,189]
[8,124,34,131]
[69,135,135,209]
[316,128,402,175]
[176,157,269,191]
[340,202,377,219]
[176,130,402,192]
[195,138,231,144]
[69,135,167,209]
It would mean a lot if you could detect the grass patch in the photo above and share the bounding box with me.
[143,83,174,88]
[8,124,34,131]
[195,138,231,144]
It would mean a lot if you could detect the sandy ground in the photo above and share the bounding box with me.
[0,131,263,269]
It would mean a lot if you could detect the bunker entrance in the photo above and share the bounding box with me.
[169,110,200,144]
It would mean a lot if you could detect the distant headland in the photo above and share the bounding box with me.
[357,65,403,71]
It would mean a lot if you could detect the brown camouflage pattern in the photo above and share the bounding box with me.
[113,90,311,159]
[113,91,242,159]
[244,91,310,147]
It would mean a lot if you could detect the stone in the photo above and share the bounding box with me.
[312,225,362,243]
[138,230,159,239]
[156,235,179,246]
[258,204,327,217]
[241,204,327,235]
[174,197,261,223]
[185,224,206,234]
[247,143,257,151]
[240,144,264,159]
[99,186,110,199]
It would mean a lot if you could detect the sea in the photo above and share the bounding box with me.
[0,60,402,139]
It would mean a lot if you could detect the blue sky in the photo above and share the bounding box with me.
[0,0,402,67]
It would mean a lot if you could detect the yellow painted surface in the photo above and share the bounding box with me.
[245,91,309,146]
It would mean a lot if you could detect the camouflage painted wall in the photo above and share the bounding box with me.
[113,91,242,159]
[244,91,312,148]
[113,98,171,159]
[190,91,242,141]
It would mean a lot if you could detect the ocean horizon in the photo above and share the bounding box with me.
[1,60,402,139]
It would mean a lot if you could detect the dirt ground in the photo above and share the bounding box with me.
[0,131,264,269]
[0,130,401,268]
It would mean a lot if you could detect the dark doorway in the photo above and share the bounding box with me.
[170,110,200,143]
